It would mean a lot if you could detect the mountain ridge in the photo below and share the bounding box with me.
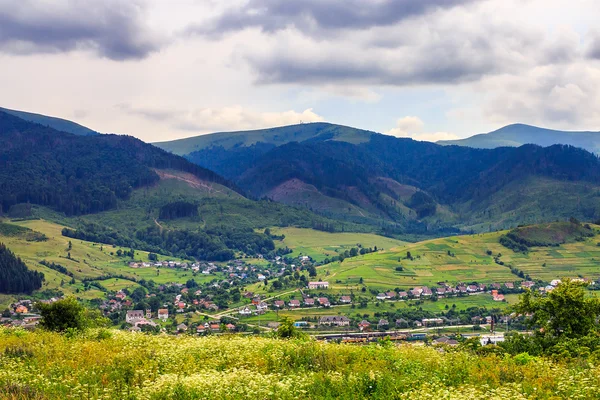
[0,106,99,136]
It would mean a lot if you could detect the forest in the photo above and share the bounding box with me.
[0,243,44,294]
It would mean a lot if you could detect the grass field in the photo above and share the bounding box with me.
[270,227,406,262]
[314,225,600,292]
[0,218,200,306]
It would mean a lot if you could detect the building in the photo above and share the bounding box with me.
[158,309,169,321]
[126,310,145,324]
[308,281,329,289]
[304,298,315,306]
[239,306,252,316]
[480,335,505,346]
[319,316,350,326]
[317,297,330,307]
[145,309,152,319]
[422,318,444,326]
[339,296,352,303]
[376,293,387,300]
[289,299,300,307]
[273,300,285,308]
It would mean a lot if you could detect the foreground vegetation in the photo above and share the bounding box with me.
[1,327,600,400]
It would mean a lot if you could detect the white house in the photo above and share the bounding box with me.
[308,281,329,289]
[126,310,145,324]
[480,335,505,346]
[157,309,169,321]
[239,306,252,316]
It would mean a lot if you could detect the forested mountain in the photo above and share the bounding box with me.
[171,125,600,232]
[0,110,237,216]
[0,107,99,136]
[0,243,44,294]
[438,123,600,154]
[153,122,376,155]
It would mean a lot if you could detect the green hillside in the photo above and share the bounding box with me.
[313,222,600,292]
[153,122,376,155]
[0,219,205,306]
[0,106,99,136]
[439,123,600,154]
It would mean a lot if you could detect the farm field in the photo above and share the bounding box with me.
[0,219,198,305]
[270,227,407,262]
[315,227,600,292]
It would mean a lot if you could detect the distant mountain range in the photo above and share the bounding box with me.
[0,107,99,136]
[438,123,600,154]
[155,122,600,233]
[3,107,600,236]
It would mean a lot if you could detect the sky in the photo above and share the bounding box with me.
[0,0,599,143]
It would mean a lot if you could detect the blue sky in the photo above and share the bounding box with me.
[0,0,599,142]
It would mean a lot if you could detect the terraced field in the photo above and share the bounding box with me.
[270,227,406,262]
[315,226,600,292]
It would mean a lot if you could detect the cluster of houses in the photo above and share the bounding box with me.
[1,298,59,329]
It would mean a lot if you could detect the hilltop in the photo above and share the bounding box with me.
[153,122,376,155]
[438,123,600,154]
[0,106,99,136]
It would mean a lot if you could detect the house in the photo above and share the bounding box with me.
[410,288,423,297]
[317,297,330,307]
[257,302,269,312]
[422,318,443,326]
[294,321,308,328]
[319,316,350,326]
[378,319,389,329]
[467,285,478,293]
[385,291,397,299]
[196,325,206,334]
[434,337,459,346]
[308,281,329,289]
[176,323,188,332]
[304,298,315,306]
[436,288,446,296]
[158,309,169,321]
[422,287,433,296]
[521,281,535,289]
[289,299,300,307]
[145,309,152,319]
[239,307,252,316]
[505,282,515,289]
[15,305,28,314]
[339,296,352,303]
[267,322,281,329]
[209,323,220,331]
[550,279,562,287]
[226,323,236,331]
[358,320,371,330]
[376,293,387,301]
[115,291,126,301]
[126,310,145,324]
[273,300,285,308]
[398,291,408,299]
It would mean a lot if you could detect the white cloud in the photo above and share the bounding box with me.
[118,103,325,138]
[385,116,458,142]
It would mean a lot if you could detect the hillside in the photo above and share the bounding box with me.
[0,106,99,136]
[314,221,600,292]
[0,110,237,216]
[153,122,376,155]
[438,123,600,154]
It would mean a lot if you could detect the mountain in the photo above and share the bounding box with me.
[438,123,600,154]
[173,126,600,233]
[153,122,377,155]
[0,110,236,216]
[0,107,99,136]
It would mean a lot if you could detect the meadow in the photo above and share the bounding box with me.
[1,328,599,399]
[315,227,600,292]
[0,219,195,307]
[269,227,406,262]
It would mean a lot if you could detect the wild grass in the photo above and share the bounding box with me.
[0,328,599,399]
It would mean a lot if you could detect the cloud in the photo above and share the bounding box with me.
[481,63,600,128]
[194,0,482,37]
[117,103,325,134]
[385,116,458,142]
[0,0,164,60]
[587,31,600,60]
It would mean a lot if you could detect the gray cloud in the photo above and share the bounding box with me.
[587,32,600,60]
[192,0,483,36]
[0,0,163,60]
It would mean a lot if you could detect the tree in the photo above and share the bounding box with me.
[130,287,147,302]
[513,279,600,340]
[275,317,306,339]
[38,297,108,333]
